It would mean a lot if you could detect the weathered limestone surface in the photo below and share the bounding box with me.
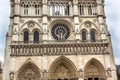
[3,0,117,80]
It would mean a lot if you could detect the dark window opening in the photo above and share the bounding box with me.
[80,5,84,15]
[88,78,92,80]
[82,31,86,42]
[34,31,39,43]
[64,78,68,80]
[24,31,29,43]
[94,77,99,80]
[88,5,92,15]
[90,31,95,42]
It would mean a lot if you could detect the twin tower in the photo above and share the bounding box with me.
[3,0,117,80]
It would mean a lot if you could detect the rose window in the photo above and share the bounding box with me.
[51,23,70,41]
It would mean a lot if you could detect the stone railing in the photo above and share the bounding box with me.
[10,40,109,56]
[11,39,107,44]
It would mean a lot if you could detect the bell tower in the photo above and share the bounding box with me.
[3,0,117,80]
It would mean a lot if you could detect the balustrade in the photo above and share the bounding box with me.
[10,41,109,56]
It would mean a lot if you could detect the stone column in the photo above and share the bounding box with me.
[69,2,73,16]
[9,2,14,36]
[87,33,90,42]
[3,36,12,80]
[42,17,48,41]
[78,69,84,80]
[73,0,80,40]
[43,69,48,80]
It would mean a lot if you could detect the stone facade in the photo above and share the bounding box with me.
[116,65,120,80]
[0,69,2,80]
[3,0,117,80]
[0,61,2,80]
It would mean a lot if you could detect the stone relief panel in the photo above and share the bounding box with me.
[17,62,41,80]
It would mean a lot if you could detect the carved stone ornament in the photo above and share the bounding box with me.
[13,28,17,34]
[78,68,83,77]
[75,28,80,33]
[38,19,42,23]
[28,22,35,28]
[93,19,98,23]
[107,68,112,76]
[19,19,25,24]
[85,22,91,29]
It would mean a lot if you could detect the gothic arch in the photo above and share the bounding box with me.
[20,20,42,33]
[80,20,98,32]
[17,61,42,80]
[48,19,74,30]
[48,56,78,80]
[80,28,88,34]
[84,58,106,79]
[32,28,41,33]
[22,28,30,34]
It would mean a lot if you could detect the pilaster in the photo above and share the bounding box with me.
[42,0,48,41]
[3,35,12,80]
[12,0,20,41]
[97,0,106,40]
[73,0,79,16]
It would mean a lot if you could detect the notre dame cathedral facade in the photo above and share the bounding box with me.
[3,0,117,80]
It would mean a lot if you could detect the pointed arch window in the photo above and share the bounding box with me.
[90,31,95,42]
[34,31,39,43]
[82,31,86,42]
[24,31,29,43]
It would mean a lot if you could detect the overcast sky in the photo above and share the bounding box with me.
[0,0,120,65]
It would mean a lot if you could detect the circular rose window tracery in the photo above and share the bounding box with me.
[51,23,70,41]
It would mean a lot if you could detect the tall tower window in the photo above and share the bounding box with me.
[35,4,41,15]
[34,31,39,43]
[20,0,42,16]
[24,31,29,43]
[24,5,28,15]
[82,31,86,41]
[90,31,95,42]
[50,2,70,16]
[80,5,84,15]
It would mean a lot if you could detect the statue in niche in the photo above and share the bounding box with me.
[9,72,14,80]
[55,66,69,78]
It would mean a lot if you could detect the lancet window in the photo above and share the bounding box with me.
[82,31,87,41]
[79,1,97,16]
[24,31,29,43]
[90,31,96,42]
[49,1,70,16]
[34,31,39,43]
[20,0,42,16]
